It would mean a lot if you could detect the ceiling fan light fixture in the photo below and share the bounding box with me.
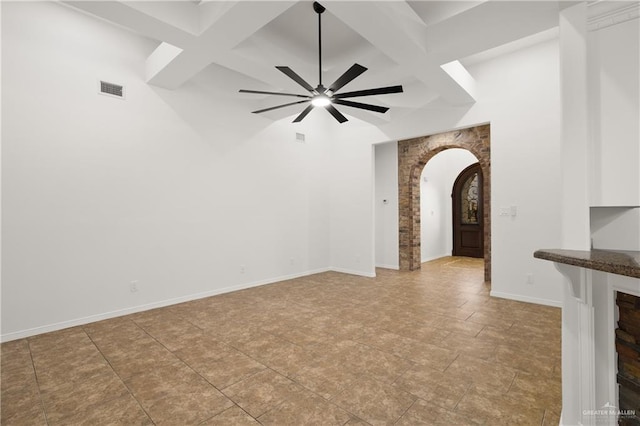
[311,94,331,107]
[239,1,403,123]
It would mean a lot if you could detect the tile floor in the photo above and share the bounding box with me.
[1,257,562,425]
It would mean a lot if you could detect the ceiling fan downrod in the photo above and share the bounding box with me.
[314,2,326,91]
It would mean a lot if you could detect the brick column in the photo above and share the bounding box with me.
[398,124,491,282]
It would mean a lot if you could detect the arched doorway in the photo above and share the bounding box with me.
[452,162,483,258]
[397,124,491,281]
[419,149,477,262]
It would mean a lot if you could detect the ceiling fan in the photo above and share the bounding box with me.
[239,1,403,123]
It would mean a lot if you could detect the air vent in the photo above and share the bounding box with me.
[99,80,124,99]
[295,132,306,143]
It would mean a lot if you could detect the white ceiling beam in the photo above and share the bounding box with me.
[146,1,296,89]
[425,1,563,64]
[62,1,196,47]
[326,1,476,106]
[122,1,200,36]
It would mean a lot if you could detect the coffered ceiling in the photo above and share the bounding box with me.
[63,1,569,125]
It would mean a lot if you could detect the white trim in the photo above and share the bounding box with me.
[375,264,399,270]
[0,268,331,343]
[421,254,450,263]
[588,1,639,32]
[490,290,562,308]
[330,267,376,278]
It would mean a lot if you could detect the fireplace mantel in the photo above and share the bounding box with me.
[534,249,640,279]
[535,248,640,426]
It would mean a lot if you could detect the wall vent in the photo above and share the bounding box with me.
[295,132,306,143]
[99,80,124,99]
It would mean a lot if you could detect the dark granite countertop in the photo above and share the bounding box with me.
[534,249,640,279]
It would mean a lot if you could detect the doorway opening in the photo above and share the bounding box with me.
[398,124,491,282]
[452,162,484,258]
[419,149,478,262]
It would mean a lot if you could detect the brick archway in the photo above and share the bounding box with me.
[398,124,491,281]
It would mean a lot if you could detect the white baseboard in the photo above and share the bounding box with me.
[1,268,332,343]
[375,264,399,270]
[490,290,562,308]
[330,267,377,278]
[421,254,450,263]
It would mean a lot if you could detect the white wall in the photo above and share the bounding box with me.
[587,17,640,256]
[372,33,564,306]
[1,2,332,340]
[589,17,640,207]
[374,141,398,269]
[591,207,640,251]
[328,121,389,277]
[420,149,478,262]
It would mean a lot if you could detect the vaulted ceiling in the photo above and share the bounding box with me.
[63,1,567,125]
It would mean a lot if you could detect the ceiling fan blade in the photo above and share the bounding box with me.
[240,89,310,99]
[276,66,315,93]
[327,64,367,93]
[325,104,348,123]
[333,99,389,114]
[293,105,315,123]
[334,85,404,99]
[252,100,310,114]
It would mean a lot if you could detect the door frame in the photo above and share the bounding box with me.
[452,163,483,258]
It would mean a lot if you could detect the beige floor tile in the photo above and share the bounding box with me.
[0,384,46,425]
[434,331,498,361]
[172,334,233,365]
[345,343,414,384]
[125,362,234,424]
[0,257,560,426]
[396,398,478,426]
[200,405,260,425]
[104,340,180,379]
[41,370,130,424]
[394,364,470,410]
[190,348,267,389]
[222,369,304,418]
[542,409,562,426]
[31,343,112,392]
[506,372,562,412]
[332,376,416,425]
[258,390,352,425]
[48,394,152,426]
[1,355,39,395]
[292,358,362,400]
[444,354,516,391]
[492,344,558,377]
[134,317,209,352]
[27,327,91,353]
[454,385,544,425]
[396,340,458,372]
[231,332,293,363]
[260,342,319,378]
[0,401,47,425]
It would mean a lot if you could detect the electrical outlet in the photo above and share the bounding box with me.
[240,264,246,274]
[526,273,534,285]
[130,280,139,293]
[290,258,295,266]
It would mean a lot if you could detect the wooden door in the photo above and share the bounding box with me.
[452,163,483,258]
